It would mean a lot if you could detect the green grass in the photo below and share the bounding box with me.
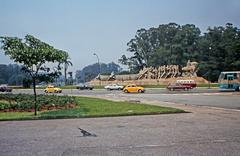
[0,96,185,120]
[0,112,36,120]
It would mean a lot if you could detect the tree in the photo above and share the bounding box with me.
[75,62,121,82]
[120,23,201,72]
[0,64,27,85]
[0,35,69,115]
[64,57,73,85]
[120,23,240,81]
[198,23,240,81]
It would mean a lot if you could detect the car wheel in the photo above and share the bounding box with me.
[124,89,129,93]
[45,90,48,93]
[171,88,174,91]
[138,89,142,93]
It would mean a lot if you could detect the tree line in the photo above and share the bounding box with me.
[75,62,121,82]
[0,64,27,85]
[119,23,240,82]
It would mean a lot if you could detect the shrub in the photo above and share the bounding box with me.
[0,94,78,112]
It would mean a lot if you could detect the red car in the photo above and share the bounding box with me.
[167,82,193,91]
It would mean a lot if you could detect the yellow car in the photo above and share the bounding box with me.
[123,84,145,93]
[44,85,62,93]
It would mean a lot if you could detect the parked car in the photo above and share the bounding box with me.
[76,83,93,90]
[167,82,193,91]
[104,84,124,90]
[123,84,145,93]
[44,85,62,93]
[0,84,12,92]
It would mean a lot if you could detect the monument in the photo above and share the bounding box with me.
[90,60,208,86]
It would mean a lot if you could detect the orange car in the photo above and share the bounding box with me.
[123,84,145,93]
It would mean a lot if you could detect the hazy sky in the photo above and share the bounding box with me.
[0,0,240,72]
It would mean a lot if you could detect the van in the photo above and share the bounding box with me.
[176,80,197,88]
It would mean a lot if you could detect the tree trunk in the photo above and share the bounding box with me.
[64,63,67,85]
[33,78,37,116]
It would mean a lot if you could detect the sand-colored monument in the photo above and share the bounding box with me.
[90,60,208,86]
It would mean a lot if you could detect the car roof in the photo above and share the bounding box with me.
[126,84,137,86]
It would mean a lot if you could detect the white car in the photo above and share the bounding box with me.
[104,84,124,90]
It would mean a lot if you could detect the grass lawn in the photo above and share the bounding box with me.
[0,96,185,120]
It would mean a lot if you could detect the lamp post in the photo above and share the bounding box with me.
[93,53,101,86]
[208,46,211,89]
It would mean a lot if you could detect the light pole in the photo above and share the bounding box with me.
[208,46,211,89]
[93,53,101,86]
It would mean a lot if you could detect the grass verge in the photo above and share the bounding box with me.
[0,96,185,121]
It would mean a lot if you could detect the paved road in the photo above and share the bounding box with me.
[1,105,240,156]
[12,88,240,110]
[1,88,240,156]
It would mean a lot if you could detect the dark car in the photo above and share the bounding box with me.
[76,83,93,90]
[0,85,12,92]
[167,82,193,91]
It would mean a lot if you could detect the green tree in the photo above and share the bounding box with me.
[75,62,121,82]
[64,57,73,85]
[198,23,240,81]
[120,23,201,71]
[0,35,69,115]
[120,23,240,81]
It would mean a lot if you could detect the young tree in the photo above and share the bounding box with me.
[0,35,69,115]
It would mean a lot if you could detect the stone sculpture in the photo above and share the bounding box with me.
[95,60,198,81]
[182,60,198,77]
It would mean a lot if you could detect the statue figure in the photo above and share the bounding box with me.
[157,66,162,79]
[138,67,149,79]
[182,60,198,77]
[172,65,180,77]
[160,65,166,78]
[147,66,154,79]
[108,71,116,81]
[95,74,110,81]
[152,67,158,79]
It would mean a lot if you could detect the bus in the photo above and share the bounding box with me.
[218,71,240,91]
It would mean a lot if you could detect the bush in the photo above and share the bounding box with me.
[0,94,78,111]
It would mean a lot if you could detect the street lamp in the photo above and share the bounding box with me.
[93,53,101,86]
[208,46,211,89]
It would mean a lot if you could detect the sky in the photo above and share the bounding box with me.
[0,0,240,72]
